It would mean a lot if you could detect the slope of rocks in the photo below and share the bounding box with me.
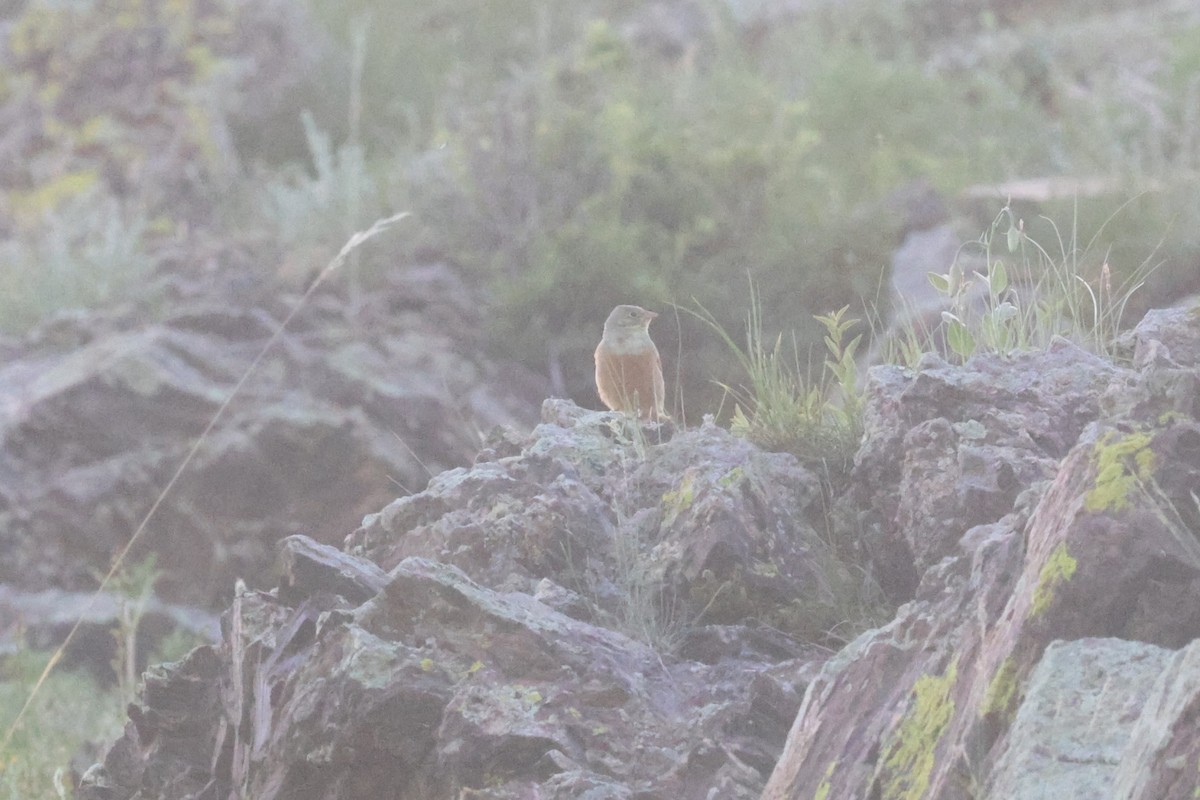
[77,298,1200,799]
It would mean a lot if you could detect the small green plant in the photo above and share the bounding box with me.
[103,554,161,705]
[257,112,386,283]
[0,192,161,334]
[911,201,1159,365]
[692,290,864,472]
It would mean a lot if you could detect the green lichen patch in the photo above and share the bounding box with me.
[661,470,697,527]
[1085,431,1155,513]
[718,465,746,489]
[878,659,959,800]
[814,760,837,800]
[980,657,1019,718]
[1030,543,1078,619]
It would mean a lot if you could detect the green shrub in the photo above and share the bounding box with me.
[415,15,1031,405]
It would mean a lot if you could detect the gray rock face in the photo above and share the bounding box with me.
[0,265,548,612]
[763,302,1200,800]
[987,639,1172,800]
[79,406,847,799]
[854,340,1115,596]
[349,402,850,641]
[1114,638,1200,800]
[80,300,1200,799]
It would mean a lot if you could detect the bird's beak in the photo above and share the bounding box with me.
[646,311,659,321]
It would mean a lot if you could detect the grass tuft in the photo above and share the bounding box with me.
[689,287,864,473]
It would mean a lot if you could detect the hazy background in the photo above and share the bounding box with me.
[2,0,1199,413]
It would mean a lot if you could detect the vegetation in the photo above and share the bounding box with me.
[692,290,863,471]
[3,0,1197,390]
[4,0,1200,789]
[0,651,125,800]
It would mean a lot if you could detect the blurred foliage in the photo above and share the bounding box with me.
[0,0,314,329]
[0,0,1198,406]
[303,0,567,147]
[394,12,1065,405]
[0,190,161,333]
[0,651,125,800]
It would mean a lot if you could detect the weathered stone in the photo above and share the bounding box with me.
[0,268,548,608]
[350,401,847,642]
[1114,638,1200,800]
[89,551,813,799]
[276,535,388,606]
[764,303,1200,800]
[81,299,1200,798]
[854,340,1113,596]
[986,638,1172,800]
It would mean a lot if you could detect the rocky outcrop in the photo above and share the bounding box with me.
[78,409,847,799]
[762,298,1200,799]
[0,262,548,613]
[79,299,1200,799]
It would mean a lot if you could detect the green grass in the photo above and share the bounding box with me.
[0,652,125,800]
[690,288,864,473]
[876,201,1161,368]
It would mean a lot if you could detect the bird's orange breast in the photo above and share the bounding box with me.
[594,343,663,419]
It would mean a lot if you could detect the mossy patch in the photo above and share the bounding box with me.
[878,658,958,800]
[980,657,1019,718]
[1030,543,1077,619]
[1085,430,1155,513]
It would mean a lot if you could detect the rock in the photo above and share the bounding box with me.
[0,266,548,609]
[854,340,1114,596]
[81,298,1200,798]
[762,301,1200,800]
[1113,638,1200,800]
[349,400,858,643]
[77,644,226,800]
[276,535,388,606]
[78,402,852,799]
[87,552,814,799]
[986,639,1172,800]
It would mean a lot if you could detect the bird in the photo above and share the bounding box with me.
[594,304,666,421]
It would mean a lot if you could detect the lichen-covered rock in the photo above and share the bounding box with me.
[350,400,858,642]
[986,638,1172,800]
[854,340,1116,596]
[81,300,1200,799]
[83,550,816,799]
[1113,637,1200,800]
[763,302,1200,800]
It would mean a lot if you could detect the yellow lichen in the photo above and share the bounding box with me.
[1030,543,1077,619]
[879,659,958,800]
[718,466,746,488]
[1085,431,1155,513]
[661,470,696,527]
[9,169,100,217]
[814,761,837,800]
[980,657,1018,718]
